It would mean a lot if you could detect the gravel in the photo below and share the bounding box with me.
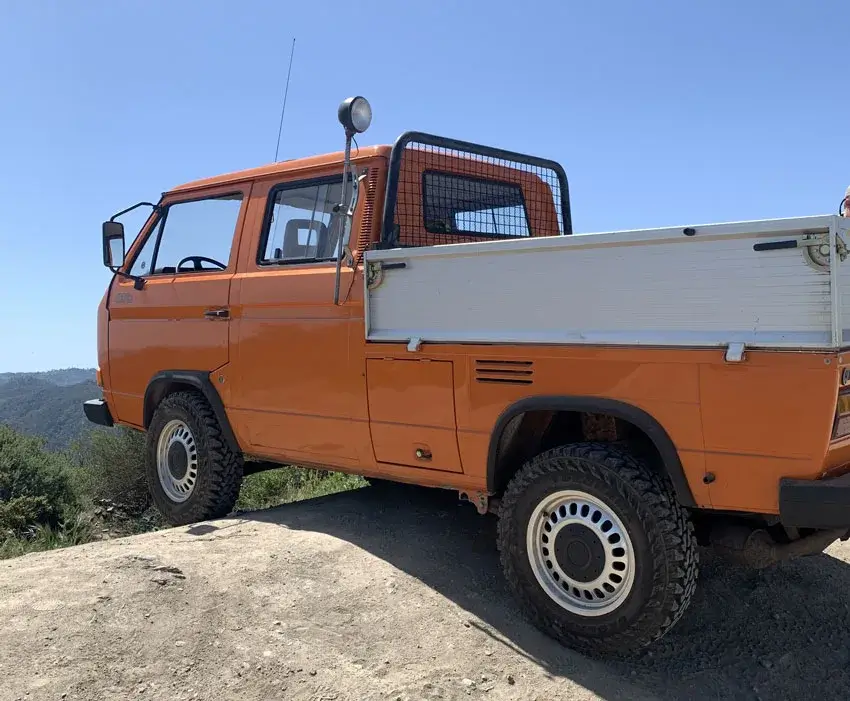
[1,483,848,701]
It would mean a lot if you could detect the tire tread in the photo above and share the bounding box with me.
[146,390,243,525]
[497,441,698,656]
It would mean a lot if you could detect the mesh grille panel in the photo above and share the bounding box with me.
[382,133,570,249]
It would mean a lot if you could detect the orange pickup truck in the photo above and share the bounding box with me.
[86,95,850,655]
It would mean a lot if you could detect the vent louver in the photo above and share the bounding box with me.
[356,167,378,254]
[474,360,534,385]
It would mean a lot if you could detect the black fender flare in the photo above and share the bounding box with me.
[486,396,696,507]
[143,370,241,453]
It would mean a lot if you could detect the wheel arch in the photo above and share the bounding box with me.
[143,370,241,453]
[486,396,696,508]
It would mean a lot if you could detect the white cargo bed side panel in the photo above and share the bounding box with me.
[365,216,840,350]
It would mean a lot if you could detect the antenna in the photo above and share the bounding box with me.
[267,38,296,260]
[273,38,296,162]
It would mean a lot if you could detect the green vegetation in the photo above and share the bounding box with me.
[0,423,158,559]
[68,428,151,515]
[0,514,95,560]
[0,425,77,533]
[237,467,366,511]
[0,376,369,560]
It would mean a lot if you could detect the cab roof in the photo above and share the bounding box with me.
[168,144,392,194]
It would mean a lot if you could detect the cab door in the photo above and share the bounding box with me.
[107,184,251,426]
[227,170,374,467]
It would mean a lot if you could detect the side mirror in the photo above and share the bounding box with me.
[102,220,125,268]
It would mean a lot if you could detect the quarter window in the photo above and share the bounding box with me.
[260,178,344,264]
[128,219,159,276]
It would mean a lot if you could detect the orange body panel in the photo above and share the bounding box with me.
[227,264,368,464]
[169,147,392,195]
[366,358,463,473]
[224,158,377,468]
[99,144,849,518]
[107,181,253,426]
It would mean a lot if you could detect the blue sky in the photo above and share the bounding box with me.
[0,0,847,372]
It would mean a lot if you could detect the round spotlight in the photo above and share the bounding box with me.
[338,96,372,134]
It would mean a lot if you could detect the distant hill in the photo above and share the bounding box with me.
[0,368,96,387]
[0,368,99,451]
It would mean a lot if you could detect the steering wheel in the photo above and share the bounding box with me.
[176,255,227,272]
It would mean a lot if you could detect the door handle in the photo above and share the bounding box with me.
[204,308,230,319]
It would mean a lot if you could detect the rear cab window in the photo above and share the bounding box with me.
[384,135,570,249]
[423,172,530,238]
[258,177,344,265]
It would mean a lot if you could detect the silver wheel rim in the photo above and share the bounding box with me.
[526,489,635,617]
[156,419,198,503]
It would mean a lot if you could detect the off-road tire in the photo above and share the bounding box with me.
[497,442,698,656]
[145,391,243,526]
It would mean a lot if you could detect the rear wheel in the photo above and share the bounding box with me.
[497,442,698,656]
[146,391,243,525]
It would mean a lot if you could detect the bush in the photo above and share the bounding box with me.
[237,466,366,511]
[69,428,150,515]
[0,424,77,533]
[0,420,368,560]
[0,513,95,559]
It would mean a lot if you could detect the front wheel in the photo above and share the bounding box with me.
[497,442,698,656]
[146,391,243,526]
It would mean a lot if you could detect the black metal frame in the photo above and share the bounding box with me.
[108,201,160,223]
[379,131,572,248]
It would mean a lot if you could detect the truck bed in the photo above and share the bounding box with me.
[364,214,850,352]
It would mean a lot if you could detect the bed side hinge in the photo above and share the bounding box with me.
[753,232,848,266]
[725,342,746,363]
[366,259,408,291]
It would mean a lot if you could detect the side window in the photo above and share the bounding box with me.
[260,178,344,264]
[150,194,243,273]
[127,193,243,276]
[423,171,530,238]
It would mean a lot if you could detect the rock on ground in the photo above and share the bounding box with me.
[2,484,850,701]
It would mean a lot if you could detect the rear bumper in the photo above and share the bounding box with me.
[83,398,114,427]
[779,473,850,529]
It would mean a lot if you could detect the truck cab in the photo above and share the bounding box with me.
[89,104,573,504]
[85,95,850,657]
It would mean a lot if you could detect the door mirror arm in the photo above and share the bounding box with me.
[102,202,160,290]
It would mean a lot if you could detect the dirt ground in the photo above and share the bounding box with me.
[2,483,850,701]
